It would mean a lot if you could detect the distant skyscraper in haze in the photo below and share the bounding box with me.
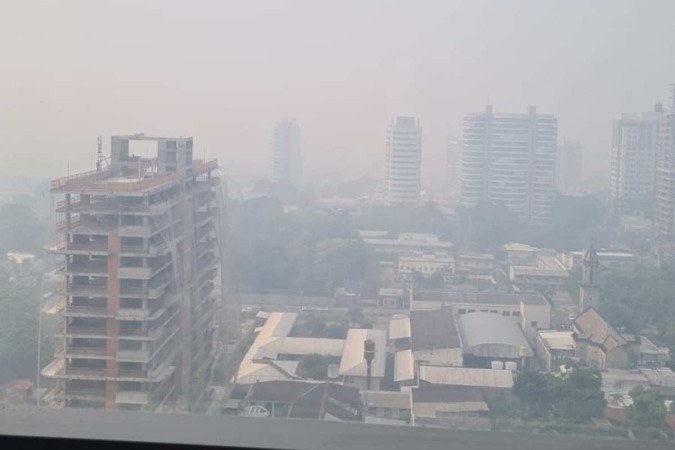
[384,116,422,205]
[556,139,583,196]
[446,137,462,201]
[609,111,660,213]
[460,105,557,225]
[272,119,303,186]
[653,91,675,246]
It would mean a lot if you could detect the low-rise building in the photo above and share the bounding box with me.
[410,289,551,340]
[361,232,453,256]
[456,253,496,279]
[363,391,411,424]
[560,250,636,271]
[409,308,463,367]
[639,335,671,367]
[535,330,576,371]
[503,243,538,266]
[509,255,568,290]
[573,308,639,370]
[457,312,533,369]
[388,315,411,350]
[236,312,345,385]
[338,328,387,391]
[418,366,513,392]
[411,386,490,430]
[397,253,455,284]
[377,288,405,308]
[241,380,362,421]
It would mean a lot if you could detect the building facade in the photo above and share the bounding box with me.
[460,105,557,225]
[556,139,582,195]
[609,111,660,214]
[384,116,422,205]
[272,119,303,186]
[446,137,462,201]
[42,134,224,411]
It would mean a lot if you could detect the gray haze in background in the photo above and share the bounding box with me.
[1,0,675,191]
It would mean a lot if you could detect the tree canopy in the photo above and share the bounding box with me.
[513,368,606,423]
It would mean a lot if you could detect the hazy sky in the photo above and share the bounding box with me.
[2,0,675,190]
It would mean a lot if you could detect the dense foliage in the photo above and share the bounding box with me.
[0,203,46,257]
[230,197,367,295]
[0,277,52,384]
[513,368,606,423]
[598,265,675,368]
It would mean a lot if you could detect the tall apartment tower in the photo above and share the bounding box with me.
[272,119,303,186]
[460,105,558,225]
[446,136,462,201]
[653,89,675,264]
[42,134,225,412]
[384,116,422,205]
[579,245,600,311]
[609,111,660,214]
[557,139,583,195]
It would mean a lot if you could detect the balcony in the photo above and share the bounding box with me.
[52,241,108,255]
[63,346,108,359]
[66,388,105,400]
[66,283,108,297]
[66,262,108,276]
[64,304,108,318]
[120,279,170,299]
[55,324,108,338]
[116,391,150,405]
[118,266,152,279]
[116,349,151,363]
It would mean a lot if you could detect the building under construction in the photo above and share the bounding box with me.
[42,134,228,411]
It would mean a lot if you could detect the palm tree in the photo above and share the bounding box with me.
[610,393,625,407]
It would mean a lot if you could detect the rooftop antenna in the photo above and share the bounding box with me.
[96,136,103,173]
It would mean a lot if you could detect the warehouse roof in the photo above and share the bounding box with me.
[458,312,532,357]
[410,308,461,352]
[419,366,513,389]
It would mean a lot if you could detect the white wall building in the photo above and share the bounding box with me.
[384,116,422,205]
[609,111,660,213]
[461,105,557,225]
[272,118,303,186]
[557,139,583,195]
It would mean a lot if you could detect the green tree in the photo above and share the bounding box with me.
[629,386,667,430]
[297,354,332,380]
[514,371,551,418]
[0,277,52,383]
[0,203,46,257]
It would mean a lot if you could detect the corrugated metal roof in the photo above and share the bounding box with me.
[338,329,387,378]
[389,316,411,340]
[394,349,415,383]
[410,308,461,352]
[458,312,532,357]
[419,366,513,389]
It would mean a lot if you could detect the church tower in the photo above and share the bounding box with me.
[579,245,600,311]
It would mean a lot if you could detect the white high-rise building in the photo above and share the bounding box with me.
[272,119,303,186]
[460,105,557,225]
[384,116,422,205]
[609,111,660,213]
[557,139,583,196]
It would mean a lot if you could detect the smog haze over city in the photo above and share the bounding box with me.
[1,0,675,191]
[2,1,675,449]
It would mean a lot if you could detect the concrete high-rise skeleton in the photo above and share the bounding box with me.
[460,105,557,225]
[272,119,303,186]
[384,116,422,205]
[609,110,660,213]
[42,134,227,411]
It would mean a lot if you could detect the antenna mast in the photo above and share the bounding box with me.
[96,136,103,172]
